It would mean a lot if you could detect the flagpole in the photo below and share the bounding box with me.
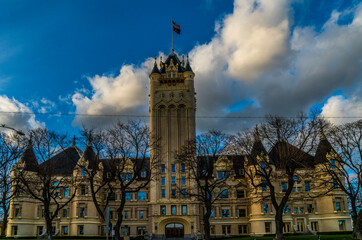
[171,19,174,51]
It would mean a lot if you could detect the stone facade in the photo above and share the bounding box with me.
[7,50,352,238]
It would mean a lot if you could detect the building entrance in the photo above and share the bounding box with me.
[165,223,184,238]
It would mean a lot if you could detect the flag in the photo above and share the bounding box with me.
[172,21,181,34]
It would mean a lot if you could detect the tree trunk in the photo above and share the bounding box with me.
[274,209,285,240]
[352,211,362,239]
[203,205,212,240]
[46,217,53,240]
[1,210,8,237]
[115,192,127,240]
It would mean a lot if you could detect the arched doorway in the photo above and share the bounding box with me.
[165,223,184,238]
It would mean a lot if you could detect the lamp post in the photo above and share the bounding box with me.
[0,124,25,136]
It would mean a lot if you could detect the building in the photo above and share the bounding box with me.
[7,50,352,238]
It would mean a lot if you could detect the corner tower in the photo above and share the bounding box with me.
[149,50,197,237]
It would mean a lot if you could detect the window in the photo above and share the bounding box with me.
[141,170,147,178]
[172,177,176,185]
[294,207,298,214]
[64,187,69,197]
[161,177,165,186]
[182,205,187,215]
[282,182,287,192]
[110,211,114,219]
[161,189,166,198]
[238,225,248,234]
[210,210,214,218]
[63,226,68,235]
[181,164,185,172]
[237,190,245,198]
[238,208,246,217]
[297,187,301,192]
[182,177,186,185]
[127,174,133,181]
[292,187,295,192]
[263,204,269,213]
[171,164,175,173]
[305,181,310,192]
[307,204,313,213]
[80,207,85,217]
[12,226,18,236]
[161,164,165,173]
[137,226,147,235]
[80,185,86,195]
[124,211,129,219]
[218,171,223,179]
[220,190,228,199]
[79,225,84,235]
[138,192,147,200]
[171,189,176,198]
[284,205,290,214]
[81,168,86,176]
[261,180,267,191]
[338,220,345,231]
[42,208,45,217]
[171,205,176,215]
[122,227,130,236]
[265,222,271,233]
[14,205,21,217]
[311,222,319,231]
[293,176,299,180]
[139,210,144,219]
[210,225,215,235]
[37,226,44,236]
[122,174,127,181]
[331,160,336,169]
[160,205,166,215]
[181,189,186,198]
[336,201,341,211]
[333,179,339,189]
[221,209,230,218]
[218,171,230,179]
[283,222,291,233]
[222,225,231,235]
[63,209,68,218]
[299,207,304,214]
[125,192,131,201]
[260,162,266,171]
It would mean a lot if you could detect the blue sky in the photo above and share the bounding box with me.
[0,0,361,135]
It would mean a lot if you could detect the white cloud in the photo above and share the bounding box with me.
[321,95,362,125]
[71,0,362,132]
[0,95,44,133]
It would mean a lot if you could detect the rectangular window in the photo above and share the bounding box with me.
[282,182,287,192]
[160,205,166,215]
[297,187,301,192]
[64,187,69,197]
[221,209,230,218]
[12,226,18,236]
[336,202,341,211]
[137,226,147,235]
[311,222,319,231]
[172,177,176,185]
[262,180,267,191]
[139,210,144,219]
[182,177,186,185]
[284,205,290,214]
[218,171,223,179]
[333,179,339,189]
[161,177,165,186]
[265,222,271,233]
[171,189,176,198]
[171,164,175,173]
[63,209,68,218]
[263,204,269,214]
[222,225,231,235]
[283,222,291,233]
[338,220,345,231]
[63,226,68,235]
[81,168,86,176]
[238,208,246,217]
[80,207,85,217]
[331,160,336,169]
[238,225,248,234]
[14,205,20,217]
[124,211,129,219]
[127,173,133,181]
[305,181,310,192]
[237,190,245,198]
[220,190,228,199]
[110,211,114,220]
[138,192,147,200]
[294,207,298,214]
[161,189,166,198]
[122,174,127,181]
[171,205,176,215]
[182,205,187,215]
[122,227,130,236]
[307,204,313,213]
[81,185,86,195]
[210,225,215,235]
[299,207,304,214]
[125,192,131,201]
[181,189,186,198]
[79,225,84,235]
[161,164,165,173]
[181,164,185,172]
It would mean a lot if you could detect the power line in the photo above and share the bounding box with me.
[0,111,361,119]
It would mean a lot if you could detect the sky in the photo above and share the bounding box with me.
[0,0,361,136]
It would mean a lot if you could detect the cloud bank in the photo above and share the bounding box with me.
[72,0,362,131]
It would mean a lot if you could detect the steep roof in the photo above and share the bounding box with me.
[19,143,38,171]
[160,51,186,73]
[82,143,97,169]
[184,60,193,72]
[40,146,82,175]
[268,140,314,169]
[315,137,336,164]
[150,61,160,74]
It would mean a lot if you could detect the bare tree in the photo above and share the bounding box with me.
[14,128,77,240]
[176,130,230,240]
[319,120,362,239]
[0,133,24,236]
[231,114,320,240]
